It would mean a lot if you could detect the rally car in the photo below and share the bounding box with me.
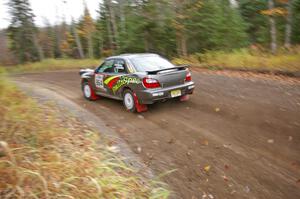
[79,53,195,112]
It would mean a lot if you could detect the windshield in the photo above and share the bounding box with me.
[130,56,175,72]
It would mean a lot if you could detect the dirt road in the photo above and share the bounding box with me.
[13,70,300,199]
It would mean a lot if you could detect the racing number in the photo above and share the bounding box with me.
[95,74,104,88]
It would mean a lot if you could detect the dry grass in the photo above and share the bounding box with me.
[2,59,101,73]
[0,76,169,198]
[173,48,300,73]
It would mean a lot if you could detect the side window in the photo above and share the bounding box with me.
[97,60,114,73]
[113,59,127,74]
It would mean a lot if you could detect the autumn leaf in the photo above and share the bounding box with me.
[204,165,211,172]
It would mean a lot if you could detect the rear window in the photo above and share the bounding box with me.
[130,56,175,72]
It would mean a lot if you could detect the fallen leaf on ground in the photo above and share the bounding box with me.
[223,144,231,148]
[201,140,209,146]
[137,146,142,153]
[152,140,159,145]
[168,138,174,144]
[204,165,211,172]
[267,139,274,144]
[106,146,119,153]
[215,108,220,112]
[222,175,229,181]
[244,186,250,193]
[137,115,144,119]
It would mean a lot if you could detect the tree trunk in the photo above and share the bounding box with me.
[87,34,94,58]
[106,0,119,50]
[176,33,181,56]
[181,33,188,57]
[284,0,293,49]
[72,22,85,59]
[229,0,239,8]
[118,0,126,34]
[105,13,114,51]
[268,0,277,54]
[33,33,44,61]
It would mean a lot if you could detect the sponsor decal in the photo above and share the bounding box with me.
[104,76,121,88]
[112,76,141,93]
[104,76,141,93]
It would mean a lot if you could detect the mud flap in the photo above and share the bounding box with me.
[89,82,99,100]
[133,93,148,112]
[180,94,189,102]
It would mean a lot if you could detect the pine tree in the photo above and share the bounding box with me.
[186,0,248,52]
[7,0,42,63]
[291,0,300,43]
[239,0,269,45]
[79,4,96,58]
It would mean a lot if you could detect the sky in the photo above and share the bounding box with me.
[0,0,101,29]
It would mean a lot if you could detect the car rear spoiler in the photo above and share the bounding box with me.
[147,65,189,75]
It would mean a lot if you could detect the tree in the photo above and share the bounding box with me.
[268,0,278,53]
[39,19,55,58]
[7,0,43,63]
[239,0,270,45]
[284,0,293,48]
[71,19,85,59]
[186,0,248,52]
[79,4,96,58]
[291,0,300,43]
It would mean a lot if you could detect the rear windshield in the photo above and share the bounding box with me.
[130,56,175,72]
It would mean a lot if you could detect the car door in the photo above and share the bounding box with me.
[103,59,129,97]
[93,59,114,95]
[94,59,128,98]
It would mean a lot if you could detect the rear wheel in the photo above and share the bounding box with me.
[123,90,136,112]
[82,81,98,101]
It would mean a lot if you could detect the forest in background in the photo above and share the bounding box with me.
[0,0,300,66]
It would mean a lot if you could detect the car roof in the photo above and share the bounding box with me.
[106,53,160,60]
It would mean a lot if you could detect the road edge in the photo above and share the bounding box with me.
[14,81,156,181]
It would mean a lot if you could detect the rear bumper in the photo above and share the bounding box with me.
[136,82,195,104]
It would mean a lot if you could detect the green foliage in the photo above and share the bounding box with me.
[7,0,40,63]
[292,0,300,43]
[239,0,270,45]
[3,0,300,64]
[187,0,249,52]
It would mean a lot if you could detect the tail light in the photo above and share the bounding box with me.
[185,70,192,82]
[143,77,161,89]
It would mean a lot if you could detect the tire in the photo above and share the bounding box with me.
[82,81,98,101]
[123,90,137,112]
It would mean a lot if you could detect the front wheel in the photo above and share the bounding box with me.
[123,90,136,112]
[82,82,98,101]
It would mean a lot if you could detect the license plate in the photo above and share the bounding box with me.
[171,90,181,98]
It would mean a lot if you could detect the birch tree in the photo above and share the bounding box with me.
[284,0,293,48]
[268,0,277,54]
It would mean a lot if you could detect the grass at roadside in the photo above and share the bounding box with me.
[0,75,169,198]
[2,48,299,74]
[2,58,100,73]
[172,49,300,73]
